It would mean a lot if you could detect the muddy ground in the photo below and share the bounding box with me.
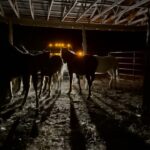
[0,77,150,150]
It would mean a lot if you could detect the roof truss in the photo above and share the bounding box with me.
[8,0,20,18]
[0,0,149,30]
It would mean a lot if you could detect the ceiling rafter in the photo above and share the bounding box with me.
[75,3,84,19]
[128,8,148,24]
[91,0,125,22]
[29,0,34,20]
[129,16,147,25]
[115,0,150,23]
[8,0,20,18]
[61,0,78,22]
[0,4,4,17]
[90,5,97,19]
[103,15,116,24]
[112,6,120,15]
[0,0,149,29]
[117,18,128,24]
[62,5,67,18]
[76,0,99,22]
[47,0,54,20]
[103,6,120,24]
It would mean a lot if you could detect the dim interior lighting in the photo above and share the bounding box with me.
[55,43,58,47]
[76,50,84,57]
[48,43,53,47]
[61,43,64,47]
[48,42,72,49]
[67,43,71,48]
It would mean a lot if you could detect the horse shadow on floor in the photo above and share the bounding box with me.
[39,92,60,123]
[82,95,150,150]
[1,115,39,150]
[0,92,60,150]
[69,95,86,150]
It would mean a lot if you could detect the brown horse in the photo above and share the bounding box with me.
[0,40,49,110]
[61,49,98,99]
[39,55,63,98]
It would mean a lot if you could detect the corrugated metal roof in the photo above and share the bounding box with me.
[0,0,149,30]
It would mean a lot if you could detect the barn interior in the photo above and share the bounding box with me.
[0,0,150,150]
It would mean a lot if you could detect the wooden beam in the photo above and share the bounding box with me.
[61,0,78,22]
[103,16,116,24]
[76,0,99,22]
[142,8,150,118]
[115,0,149,23]
[29,0,34,20]
[82,26,87,52]
[91,0,125,22]
[9,20,13,45]
[90,5,97,19]
[117,18,128,24]
[129,17,147,25]
[8,0,20,18]
[0,17,146,31]
[0,4,4,17]
[47,0,54,20]
[128,8,148,24]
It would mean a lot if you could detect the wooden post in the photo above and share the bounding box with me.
[142,8,150,121]
[82,26,87,53]
[9,20,13,45]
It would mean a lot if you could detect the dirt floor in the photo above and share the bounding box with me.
[0,77,150,150]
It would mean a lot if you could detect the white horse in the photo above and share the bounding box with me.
[83,55,119,89]
[94,55,119,88]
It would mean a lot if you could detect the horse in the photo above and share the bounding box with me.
[94,55,119,88]
[61,49,98,99]
[39,55,63,98]
[0,40,50,110]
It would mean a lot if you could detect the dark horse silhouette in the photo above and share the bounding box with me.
[0,40,49,109]
[39,55,63,98]
[61,49,98,99]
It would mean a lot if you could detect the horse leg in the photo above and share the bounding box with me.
[8,81,13,99]
[42,76,48,94]
[55,73,59,93]
[32,73,39,109]
[21,76,27,96]
[14,77,21,95]
[20,75,30,109]
[86,75,91,99]
[83,76,88,90]
[76,74,82,94]
[0,79,10,107]
[109,69,117,89]
[58,72,62,94]
[68,72,73,94]
[38,74,44,98]
[47,75,52,98]
[108,70,113,88]
[113,69,117,89]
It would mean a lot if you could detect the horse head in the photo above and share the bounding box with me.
[61,48,75,63]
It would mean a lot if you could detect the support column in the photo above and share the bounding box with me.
[82,26,87,54]
[9,20,13,45]
[142,8,150,121]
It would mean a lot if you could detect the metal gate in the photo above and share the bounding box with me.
[109,51,144,79]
